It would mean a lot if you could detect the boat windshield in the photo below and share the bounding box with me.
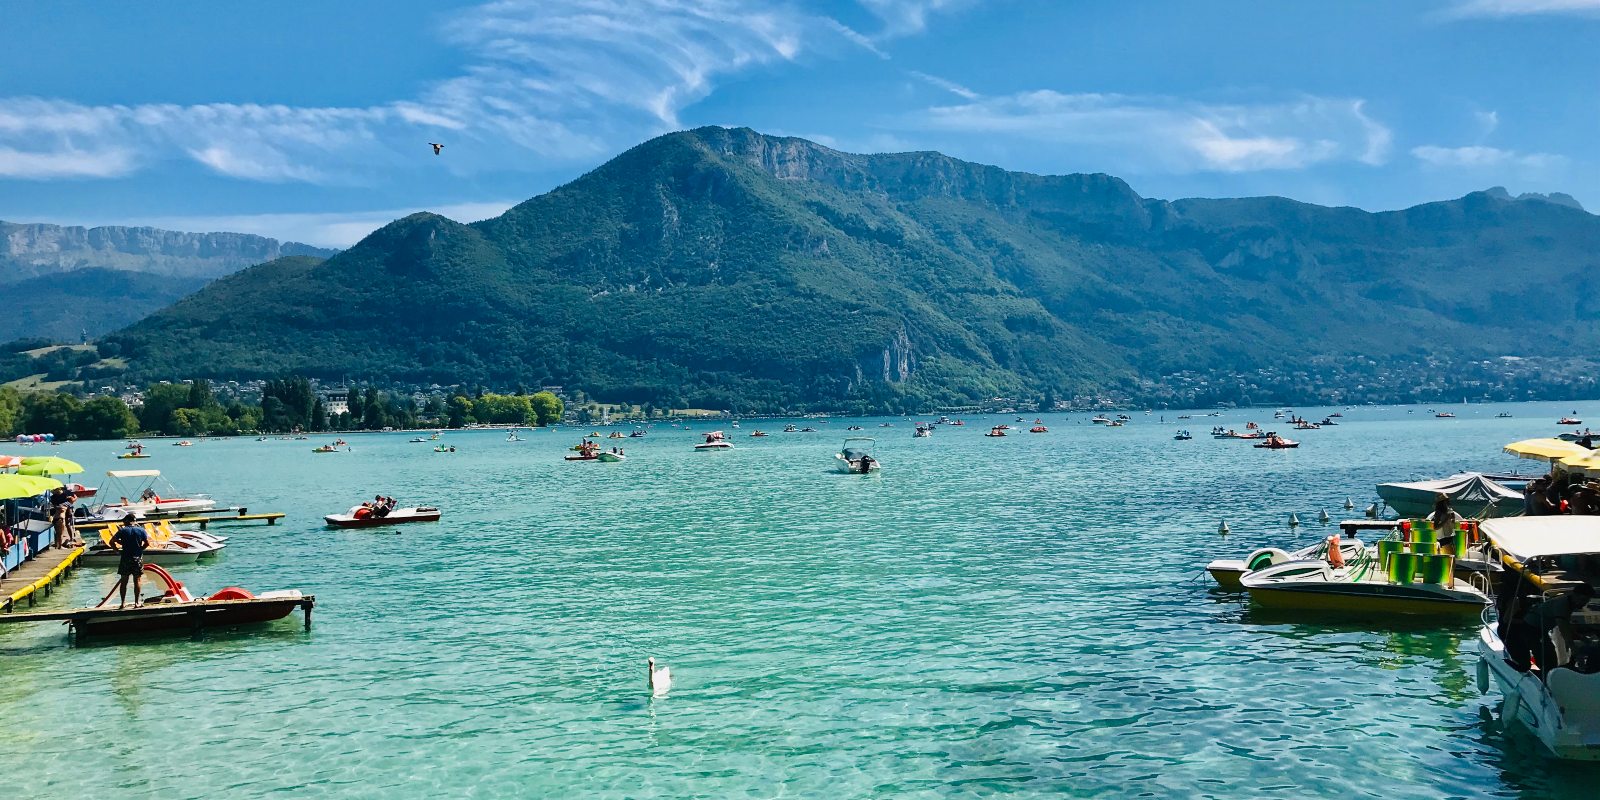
[842,448,870,460]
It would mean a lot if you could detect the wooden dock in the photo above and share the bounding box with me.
[79,512,286,531]
[2,545,85,612]
[0,594,315,639]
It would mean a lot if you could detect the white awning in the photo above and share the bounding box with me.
[1481,516,1600,561]
[106,469,161,478]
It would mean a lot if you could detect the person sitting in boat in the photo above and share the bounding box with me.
[372,495,392,518]
[1507,583,1596,673]
[140,488,160,503]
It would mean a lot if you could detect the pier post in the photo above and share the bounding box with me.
[302,601,312,630]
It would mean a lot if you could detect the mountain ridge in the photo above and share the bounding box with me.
[108,126,1600,411]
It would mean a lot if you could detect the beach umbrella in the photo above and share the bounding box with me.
[1558,453,1600,475]
[0,455,21,469]
[0,473,63,500]
[18,456,84,476]
[1503,438,1590,463]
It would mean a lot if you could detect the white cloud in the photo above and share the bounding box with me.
[107,200,522,248]
[910,70,978,100]
[905,91,1393,173]
[858,0,977,36]
[1411,144,1564,169]
[0,0,919,185]
[1447,0,1600,17]
[1474,110,1500,138]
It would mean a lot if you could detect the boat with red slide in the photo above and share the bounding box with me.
[324,504,441,528]
[71,564,312,637]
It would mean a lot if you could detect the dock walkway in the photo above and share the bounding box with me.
[2,545,85,612]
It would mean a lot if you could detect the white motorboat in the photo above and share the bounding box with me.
[89,470,216,519]
[695,431,734,450]
[325,505,442,528]
[506,429,525,442]
[835,437,880,474]
[1475,516,1600,761]
[1376,472,1525,518]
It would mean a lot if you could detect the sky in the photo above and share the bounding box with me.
[1,0,1596,247]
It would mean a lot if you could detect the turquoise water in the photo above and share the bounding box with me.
[3,402,1599,797]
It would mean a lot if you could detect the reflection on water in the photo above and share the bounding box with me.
[0,401,1595,797]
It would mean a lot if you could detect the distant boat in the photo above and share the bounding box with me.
[834,437,880,474]
[1173,430,1192,440]
[1435,412,1456,418]
[1496,412,1513,418]
[695,431,733,450]
[1559,417,1583,425]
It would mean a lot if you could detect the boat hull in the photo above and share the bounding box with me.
[81,547,205,565]
[1244,581,1484,616]
[1478,627,1600,760]
[75,595,304,637]
[324,509,441,528]
[1206,559,1247,591]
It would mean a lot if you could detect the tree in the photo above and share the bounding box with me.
[0,386,23,435]
[139,383,191,433]
[72,396,138,440]
[23,392,81,436]
[447,396,473,428]
[529,391,564,425]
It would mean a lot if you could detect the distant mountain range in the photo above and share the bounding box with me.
[108,127,1600,411]
[1,219,333,342]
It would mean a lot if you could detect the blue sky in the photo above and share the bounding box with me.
[1,0,1595,246]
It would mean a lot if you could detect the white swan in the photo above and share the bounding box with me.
[648,657,672,697]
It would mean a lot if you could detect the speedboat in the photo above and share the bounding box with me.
[630,429,647,437]
[91,470,215,518]
[835,438,880,474]
[984,426,1006,437]
[1207,535,1370,591]
[1029,425,1048,433]
[597,451,626,463]
[1091,416,1110,425]
[1559,417,1583,425]
[1436,412,1456,418]
[783,424,798,433]
[173,440,193,447]
[409,436,428,443]
[325,505,441,528]
[1254,435,1299,449]
[1319,417,1338,426]
[695,432,734,450]
[1474,516,1600,760]
[1376,473,1525,518]
[914,424,932,438]
[1173,430,1192,440]
[750,430,768,437]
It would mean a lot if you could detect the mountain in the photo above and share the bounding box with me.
[109,127,1600,411]
[0,219,335,342]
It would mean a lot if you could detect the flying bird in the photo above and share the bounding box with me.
[429,142,443,155]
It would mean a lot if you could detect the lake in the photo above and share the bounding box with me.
[2,401,1596,798]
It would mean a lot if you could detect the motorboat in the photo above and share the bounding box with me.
[174,440,193,447]
[835,438,880,474]
[948,420,965,426]
[847,425,864,431]
[750,430,768,437]
[984,426,1007,437]
[1319,417,1338,426]
[1240,540,1489,616]
[1091,416,1111,425]
[1029,425,1048,433]
[91,470,215,518]
[325,505,442,528]
[1207,535,1370,591]
[433,445,457,453]
[608,432,625,439]
[312,445,341,453]
[507,430,525,442]
[695,432,734,450]
[1436,412,1456,419]
[800,427,819,432]
[1559,417,1583,425]
[598,451,626,463]
[630,429,647,437]
[409,436,428,443]
[1106,420,1124,427]
[783,424,798,433]
[1474,516,1600,760]
[914,424,932,438]
[1497,412,1513,418]
[1254,435,1299,449]
[73,564,307,637]
[1173,430,1192,440]
[1293,422,1320,430]
[1376,473,1525,518]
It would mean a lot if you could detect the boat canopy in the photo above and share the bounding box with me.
[1503,438,1591,463]
[106,469,161,478]
[1482,517,1600,562]
[1379,473,1524,517]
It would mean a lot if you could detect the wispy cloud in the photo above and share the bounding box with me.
[1411,144,1564,169]
[1446,0,1600,17]
[858,0,978,36]
[903,91,1392,173]
[910,70,978,100]
[0,0,934,185]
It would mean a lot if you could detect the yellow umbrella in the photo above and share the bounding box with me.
[1503,438,1591,463]
[0,473,63,500]
[17,456,84,476]
[1558,453,1600,474]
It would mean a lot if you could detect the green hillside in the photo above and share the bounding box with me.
[109,127,1600,411]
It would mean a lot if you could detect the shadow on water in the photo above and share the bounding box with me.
[1471,701,1600,800]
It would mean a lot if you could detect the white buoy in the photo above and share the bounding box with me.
[1343,497,1355,510]
[1318,509,1331,523]
[1289,512,1301,526]
[1365,503,1379,519]
[648,657,672,697]
[1218,520,1231,535]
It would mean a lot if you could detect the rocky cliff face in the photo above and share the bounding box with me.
[0,220,334,283]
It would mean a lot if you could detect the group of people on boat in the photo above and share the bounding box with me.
[353,495,398,520]
[1525,472,1600,516]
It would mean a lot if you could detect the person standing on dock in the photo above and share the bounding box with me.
[109,514,150,609]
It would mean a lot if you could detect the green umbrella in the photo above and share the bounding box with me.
[0,473,63,500]
[18,456,84,476]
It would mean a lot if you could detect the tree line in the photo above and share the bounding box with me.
[0,378,565,440]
